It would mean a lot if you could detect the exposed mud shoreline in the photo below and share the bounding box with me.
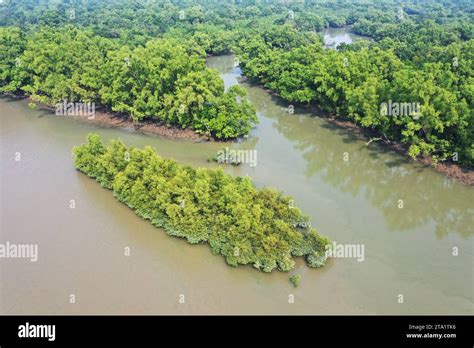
[251,81,474,187]
[3,90,472,186]
[326,115,474,186]
[2,94,211,142]
[77,109,211,142]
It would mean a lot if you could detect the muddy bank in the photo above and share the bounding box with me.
[1,94,211,142]
[326,115,474,186]
[79,110,211,142]
[79,104,474,186]
[3,89,472,185]
[242,78,474,186]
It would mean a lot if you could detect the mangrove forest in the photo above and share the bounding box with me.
[73,133,330,272]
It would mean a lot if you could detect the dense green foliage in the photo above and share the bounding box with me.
[0,25,257,139]
[230,1,473,166]
[73,133,330,272]
[236,27,473,165]
[290,274,301,288]
[2,0,472,47]
[1,0,473,162]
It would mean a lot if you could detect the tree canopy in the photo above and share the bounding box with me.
[73,133,330,272]
[1,0,473,162]
[0,25,257,139]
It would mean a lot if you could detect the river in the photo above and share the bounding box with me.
[0,55,472,315]
[323,26,371,49]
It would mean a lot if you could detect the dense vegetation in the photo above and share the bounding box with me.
[2,0,471,51]
[236,25,473,165]
[73,133,330,272]
[1,0,473,161]
[0,25,257,139]
[230,2,473,166]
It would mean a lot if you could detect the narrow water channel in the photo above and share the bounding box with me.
[0,55,472,314]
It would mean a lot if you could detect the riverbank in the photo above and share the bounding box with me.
[80,110,211,142]
[326,115,474,186]
[1,94,211,142]
[2,67,473,314]
[247,79,474,186]
[3,82,472,185]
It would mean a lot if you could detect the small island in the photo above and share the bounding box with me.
[73,133,330,272]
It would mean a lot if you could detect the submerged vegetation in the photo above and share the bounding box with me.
[290,275,301,288]
[73,133,330,272]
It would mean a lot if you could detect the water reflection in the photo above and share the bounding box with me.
[322,26,371,49]
[245,85,474,238]
[1,55,470,315]
[203,50,474,242]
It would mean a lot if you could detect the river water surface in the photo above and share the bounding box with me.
[1,55,473,314]
[323,26,371,48]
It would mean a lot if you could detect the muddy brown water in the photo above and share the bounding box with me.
[0,55,472,314]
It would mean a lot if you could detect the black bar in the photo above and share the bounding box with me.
[0,315,472,346]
